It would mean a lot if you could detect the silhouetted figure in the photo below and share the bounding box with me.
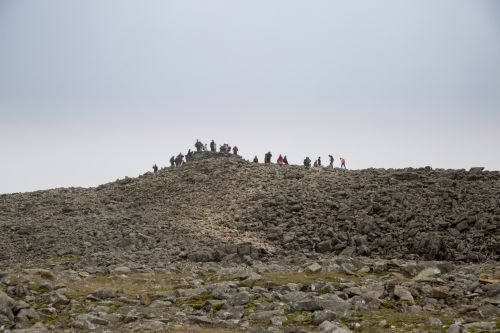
[304,157,311,168]
[170,156,175,167]
[283,156,289,165]
[233,146,239,155]
[277,154,284,165]
[195,139,203,152]
[264,152,272,164]
[340,157,347,169]
[317,157,322,167]
[313,160,318,168]
[175,153,184,167]
[204,143,208,151]
[329,155,334,167]
[186,149,194,162]
[253,156,259,163]
[210,140,216,152]
[152,164,158,173]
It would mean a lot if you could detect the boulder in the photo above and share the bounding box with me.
[229,291,252,306]
[432,286,450,299]
[394,285,415,304]
[0,291,15,324]
[414,267,441,281]
[305,263,322,273]
[318,321,353,333]
[113,266,131,274]
[87,288,117,300]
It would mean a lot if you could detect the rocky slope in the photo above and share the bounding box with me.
[1,152,500,332]
[0,151,499,267]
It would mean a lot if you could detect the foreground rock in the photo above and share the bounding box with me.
[0,257,498,332]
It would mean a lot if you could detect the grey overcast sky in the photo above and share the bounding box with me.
[1,0,499,193]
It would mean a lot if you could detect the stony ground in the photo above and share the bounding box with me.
[1,257,499,332]
[1,152,499,332]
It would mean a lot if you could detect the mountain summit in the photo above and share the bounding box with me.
[1,152,499,267]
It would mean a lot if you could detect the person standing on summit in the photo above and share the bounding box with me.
[277,154,284,165]
[210,139,216,152]
[175,153,184,167]
[264,152,272,164]
[340,157,347,169]
[233,146,239,155]
[329,155,334,167]
[195,139,203,152]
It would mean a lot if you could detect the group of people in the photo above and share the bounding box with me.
[304,155,346,169]
[260,152,346,169]
[256,153,289,165]
[163,140,239,170]
[154,139,348,174]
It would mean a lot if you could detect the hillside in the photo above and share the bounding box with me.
[1,152,498,267]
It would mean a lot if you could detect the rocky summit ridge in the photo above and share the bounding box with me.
[1,151,499,267]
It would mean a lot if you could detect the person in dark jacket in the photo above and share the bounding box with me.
[170,156,175,167]
[264,152,272,164]
[304,157,311,168]
[194,139,203,152]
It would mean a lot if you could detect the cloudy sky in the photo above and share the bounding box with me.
[1,0,499,193]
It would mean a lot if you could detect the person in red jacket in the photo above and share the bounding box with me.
[340,157,346,169]
[277,154,284,165]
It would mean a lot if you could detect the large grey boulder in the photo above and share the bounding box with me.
[87,288,117,300]
[228,291,252,306]
[318,321,353,333]
[394,285,415,304]
[0,290,15,325]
